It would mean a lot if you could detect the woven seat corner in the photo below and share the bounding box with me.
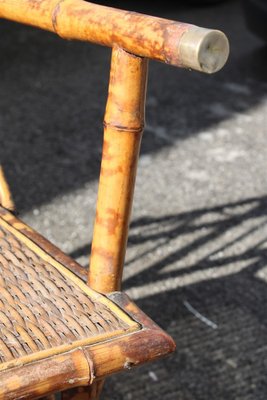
[0,206,175,399]
[0,207,139,368]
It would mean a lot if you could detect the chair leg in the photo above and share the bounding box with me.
[0,165,15,211]
[61,381,104,400]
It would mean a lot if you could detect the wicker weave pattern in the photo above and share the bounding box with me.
[0,224,129,365]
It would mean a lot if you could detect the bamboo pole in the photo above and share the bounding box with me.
[0,349,92,399]
[62,381,104,400]
[0,0,229,73]
[0,166,15,211]
[88,47,148,293]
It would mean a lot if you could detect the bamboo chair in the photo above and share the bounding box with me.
[0,1,229,399]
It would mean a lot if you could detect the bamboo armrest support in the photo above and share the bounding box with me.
[0,0,229,73]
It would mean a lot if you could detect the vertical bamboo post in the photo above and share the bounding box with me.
[62,380,104,400]
[88,47,148,293]
[0,166,15,211]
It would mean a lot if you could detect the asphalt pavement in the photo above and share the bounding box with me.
[1,0,267,399]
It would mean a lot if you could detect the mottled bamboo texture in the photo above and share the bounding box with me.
[0,0,229,72]
[88,48,148,293]
[0,349,92,400]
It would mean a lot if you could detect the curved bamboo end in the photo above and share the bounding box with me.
[179,27,229,73]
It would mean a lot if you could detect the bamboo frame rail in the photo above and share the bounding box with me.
[0,0,229,73]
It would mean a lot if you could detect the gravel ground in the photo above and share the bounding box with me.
[1,0,267,399]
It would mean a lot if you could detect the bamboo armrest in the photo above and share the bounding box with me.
[0,0,229,73]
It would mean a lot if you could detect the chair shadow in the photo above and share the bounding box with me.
[70,195,267,285]
[123,196,267,289]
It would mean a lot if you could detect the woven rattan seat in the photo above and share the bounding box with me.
[0,206,175,398]
[0,211,138,366]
